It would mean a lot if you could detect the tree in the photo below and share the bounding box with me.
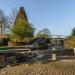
[71,27,75,36]
[12,7,35,42]
[6,8,18,36]
[36,28,51,38]
[9,8,18,30]
[65,36,75,48]
[65,27,75,48]
[0,10,8,38]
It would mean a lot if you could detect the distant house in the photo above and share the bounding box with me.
[31,37,50,45]
[29,36,64,50]
[50,35,64,50]
[0,34,8,39]
[0,34,64,49]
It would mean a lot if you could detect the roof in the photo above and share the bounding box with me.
[50,35,65,39]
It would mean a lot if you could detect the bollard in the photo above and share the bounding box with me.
[52,47,56,60]
[52,54,56,60]
[74,48,75,55]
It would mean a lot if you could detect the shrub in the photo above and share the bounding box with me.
[0,39,3,46]
[6,56,16,65]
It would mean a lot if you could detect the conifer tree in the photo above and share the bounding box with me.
[12,7,34,42]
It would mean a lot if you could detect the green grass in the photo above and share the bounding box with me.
[0,46,32,50]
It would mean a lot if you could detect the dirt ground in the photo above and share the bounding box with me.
[0,59,75,75]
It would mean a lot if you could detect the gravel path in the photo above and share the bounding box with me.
[0,59,75,75]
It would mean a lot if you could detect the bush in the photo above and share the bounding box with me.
[15,53,28,63]
[0,39,3,46]
[0,38,9,46]
[6,56,16,65]
[2,38,9,46]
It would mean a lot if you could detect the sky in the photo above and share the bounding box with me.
[0,0,75,36]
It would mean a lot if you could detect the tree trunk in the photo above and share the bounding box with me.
[1,24,2,39]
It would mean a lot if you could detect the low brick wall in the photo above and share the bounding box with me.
[8,42,16,46]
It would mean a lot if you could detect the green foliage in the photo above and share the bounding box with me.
[71,27,75,36]
[0,39,3,46]
[64,27,75,48]
[8,33,16,41]
[6,56,17,66]
[2,37,9,42]
[65,35,75,48]
[0,38,9,46]
[12,7,35,42]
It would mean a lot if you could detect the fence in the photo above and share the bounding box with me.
[51,48,75,60]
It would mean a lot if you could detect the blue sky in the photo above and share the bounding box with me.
[0,0,75,36]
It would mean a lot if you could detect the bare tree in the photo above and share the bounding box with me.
[9,8,18,29]
[36,28,51,38]
[0,10,8,38]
